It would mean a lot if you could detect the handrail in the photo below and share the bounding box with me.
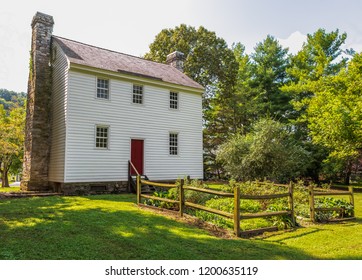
[128,160,140,176]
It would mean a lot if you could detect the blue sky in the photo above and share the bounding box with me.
[1,0,362,92]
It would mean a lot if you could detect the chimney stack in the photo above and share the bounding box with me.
[21,12,54,191]
[166,51,184,72]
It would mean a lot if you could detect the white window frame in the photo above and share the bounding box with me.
[170,91,179,110]
[169,132,179,156]
[96,78,110,100]
[132,84,143,104]
[95,125,110,149]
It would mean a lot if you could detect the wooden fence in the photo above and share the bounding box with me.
[136,177,295,237]
[309,186,355,222]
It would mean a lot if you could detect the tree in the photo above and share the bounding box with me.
[281,29,349,182]
[217,118,310,182]
[145,24,238,97]
[203,43,254,179]
[0,89,26,110]
[306,53,362,184]
[283,29,348,114]
[0,104,25,187]
[250,35,292,121]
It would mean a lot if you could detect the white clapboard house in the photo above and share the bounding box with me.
[21,12,204,194]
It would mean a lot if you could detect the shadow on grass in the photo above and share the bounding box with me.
[0,195,315,260]
[257,227,326,243]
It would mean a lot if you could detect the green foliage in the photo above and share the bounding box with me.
[145,26,360,184]
[217,118,310,182]
[284,28,347,96]
[249,35,292,121]
[0,89,26,111]
[292,182,310,218]
[0,102,26,187]
[279,29,350,183]
[143,190,174,209]
[315,197,354,221]
[305,53,362,184]
[145,24,238,93]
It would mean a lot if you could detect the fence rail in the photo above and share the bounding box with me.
[309,186,355,222]
[137,177,295,237]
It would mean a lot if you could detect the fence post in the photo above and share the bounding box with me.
[348,186,355,218]
[137,175,141,205]
[288,182,295,227]
[309,185,315,222]
[234,186,241,237]
[179,179,185,217]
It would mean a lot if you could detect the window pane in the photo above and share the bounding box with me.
[169,133,178,155]
[170,92,178,109]
[97,78,109,99]
[96,126,108,148]
[133,85,143,104]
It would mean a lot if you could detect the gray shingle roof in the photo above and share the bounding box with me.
[52,36,204,90]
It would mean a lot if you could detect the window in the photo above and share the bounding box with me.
[170,91,178,109]
[133,84,143,104]
[97,78,109,99]
[169,133,178,155]
[95,126,109,149]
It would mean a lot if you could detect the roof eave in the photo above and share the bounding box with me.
[69,62,205,94]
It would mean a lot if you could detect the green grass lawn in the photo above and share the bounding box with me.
[0,187,21,192]
[0,193,361,260]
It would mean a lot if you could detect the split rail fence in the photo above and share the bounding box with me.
[136,177,295,237]
[308,186,355,222]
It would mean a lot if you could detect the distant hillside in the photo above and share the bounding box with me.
[0,89,26,111]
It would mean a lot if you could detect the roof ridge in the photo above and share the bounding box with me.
[52,35,171,68]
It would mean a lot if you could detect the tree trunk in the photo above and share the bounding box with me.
[1,169,10,188]
[0,160,3,188]
[344,173,350,185]
[344,159,353,186]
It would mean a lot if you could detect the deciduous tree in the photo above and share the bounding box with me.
[0,104,25,187]
[306,53,362,184]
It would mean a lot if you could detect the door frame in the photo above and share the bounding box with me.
[130,138,145,175]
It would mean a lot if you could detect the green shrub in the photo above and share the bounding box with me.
[267,204,293,229]
[293,181,310,218]
[315,197,354,221]
[216,118,311,182]
[144,190,176,210]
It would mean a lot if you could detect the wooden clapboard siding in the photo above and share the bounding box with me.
[62,70,203,183]
[48,41,69,182]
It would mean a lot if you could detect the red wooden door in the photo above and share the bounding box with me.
[131,139,144,175]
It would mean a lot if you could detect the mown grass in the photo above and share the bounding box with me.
[0,187,20,192]
[0,193,362,260]
[259,191,362,259]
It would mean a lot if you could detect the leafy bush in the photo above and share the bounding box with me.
[216,118,311,182]
[315,197,354,221]
[144,190,176,210]
[267,203,294,229]
[293,181,310,219]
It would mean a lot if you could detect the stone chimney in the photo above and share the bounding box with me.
[166,51,184,72]
[21,12,54,191]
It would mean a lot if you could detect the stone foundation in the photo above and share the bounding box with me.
[49,181,128,195]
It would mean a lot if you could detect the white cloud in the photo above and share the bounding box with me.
[278,31,307,54]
